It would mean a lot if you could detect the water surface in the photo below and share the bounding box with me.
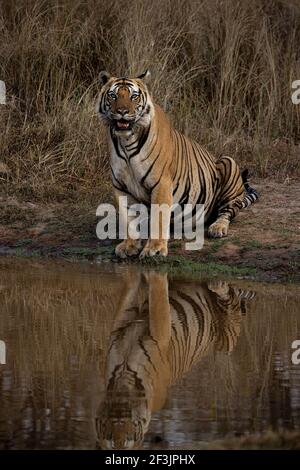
[0,258,299,449]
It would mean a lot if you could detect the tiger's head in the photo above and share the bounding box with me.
[96,70,153,137]
[95,395,151,450]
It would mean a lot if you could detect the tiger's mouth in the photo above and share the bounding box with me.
[114,119,134,131]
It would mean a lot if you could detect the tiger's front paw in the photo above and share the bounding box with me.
[208,219,229,238]
[139,239,168,258]
[115,239,142,258]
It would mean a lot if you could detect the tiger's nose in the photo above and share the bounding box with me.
[117,108,129,116]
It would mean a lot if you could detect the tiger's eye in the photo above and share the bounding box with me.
[108,92,117,100]
[131,93,140,101]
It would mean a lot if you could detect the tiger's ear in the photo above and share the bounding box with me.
[99,71,111,86]
[136,70,151,82]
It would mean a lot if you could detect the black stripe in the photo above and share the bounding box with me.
[141,131,158,162]
[191,171,207,218]
[129,124,151,159]
[110,166,136,199]
[170,324,181,377]
[149,159,169,191]
[140,152,161,185]
[138,338,158,373]
[125,138,139,150]
[110,129,127,162]
[169,296,189,341]
[179,177,190,205]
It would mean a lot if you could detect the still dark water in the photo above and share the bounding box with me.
[0,257,299,450]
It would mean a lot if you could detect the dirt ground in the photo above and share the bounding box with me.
[0,179,299,283]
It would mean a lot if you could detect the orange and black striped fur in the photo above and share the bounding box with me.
[95,271,255,450]
[96,70,259,258]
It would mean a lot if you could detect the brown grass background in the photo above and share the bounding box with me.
[0,0,300,203]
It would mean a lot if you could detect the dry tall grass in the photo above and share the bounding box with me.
[0,0,299,202]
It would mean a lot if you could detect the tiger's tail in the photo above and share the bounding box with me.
[241,169,259,209]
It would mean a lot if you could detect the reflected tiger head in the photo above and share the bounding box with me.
[95,394,151,450]
[96,70,153,137]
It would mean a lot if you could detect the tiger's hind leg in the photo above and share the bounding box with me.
[208,156,244,239]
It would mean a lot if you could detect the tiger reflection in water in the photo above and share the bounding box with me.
[95,271,254,450]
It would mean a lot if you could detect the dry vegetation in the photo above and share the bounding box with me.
[0,0,300,203]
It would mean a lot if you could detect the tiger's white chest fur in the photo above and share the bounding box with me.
[110,133,154,204]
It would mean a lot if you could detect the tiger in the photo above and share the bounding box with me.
[95,270,255,450]
[96,70,259,258]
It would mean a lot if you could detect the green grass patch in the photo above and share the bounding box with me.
[60,245,114,257]
[140,255,257,279]
[13,248,42,258]
[14,238,35,247]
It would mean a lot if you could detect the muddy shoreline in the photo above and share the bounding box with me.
[0,237,298,284]
[0,180,299,283]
